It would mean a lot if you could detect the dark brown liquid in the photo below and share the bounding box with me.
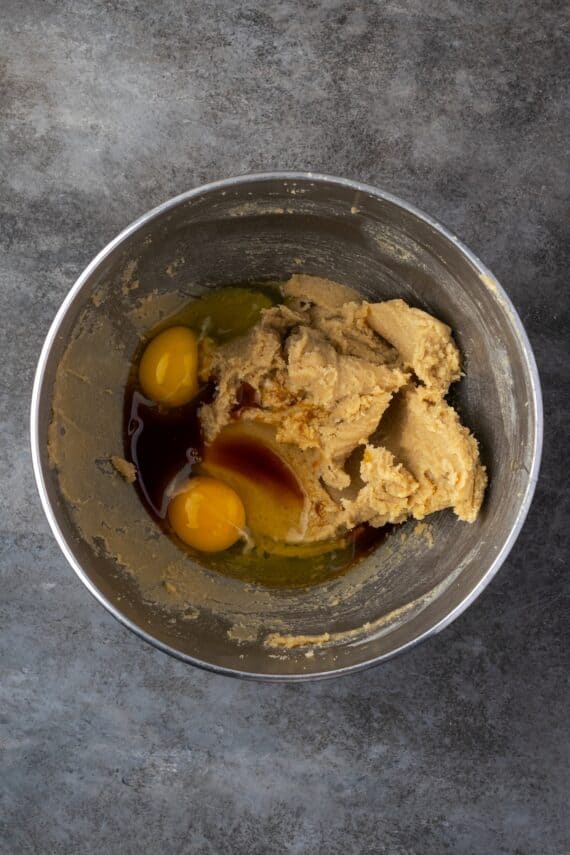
[206,434,304,502]
[125,382,215,521]
[231,382,259,413]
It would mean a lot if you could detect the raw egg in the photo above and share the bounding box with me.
[168,476,246,552]
[139,326,199,406]
[201,421,306,544]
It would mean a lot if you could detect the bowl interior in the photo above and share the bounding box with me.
[34,175,540,678]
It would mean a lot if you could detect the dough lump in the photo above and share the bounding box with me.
[199,275,486,542]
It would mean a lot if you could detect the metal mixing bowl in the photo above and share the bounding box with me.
[31,172,542,680]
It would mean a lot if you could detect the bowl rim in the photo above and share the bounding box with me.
[30,170,544,681]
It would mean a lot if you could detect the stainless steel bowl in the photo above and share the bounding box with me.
[31,172,542,680]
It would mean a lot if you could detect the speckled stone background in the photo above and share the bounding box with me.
[1,1,568,853]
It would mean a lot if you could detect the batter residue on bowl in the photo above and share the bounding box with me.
[124,274,487,584]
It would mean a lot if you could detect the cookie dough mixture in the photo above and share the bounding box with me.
[198,274,487,544]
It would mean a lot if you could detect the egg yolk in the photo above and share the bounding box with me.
[139,326,199,406]
[168,476,246,552]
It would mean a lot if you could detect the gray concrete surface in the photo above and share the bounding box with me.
[1,1,568,853]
